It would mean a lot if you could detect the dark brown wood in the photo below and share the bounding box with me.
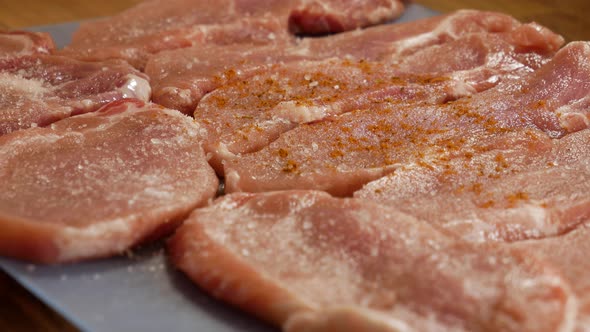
[0,0,143,28]
[0,1,588,331]
[415,0,590,41]
[0,270,78,332]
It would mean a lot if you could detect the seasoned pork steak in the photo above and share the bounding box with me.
[224,42,590,196]
[356,129,590,242]
[146,9,563,114]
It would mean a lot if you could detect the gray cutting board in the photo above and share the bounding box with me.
[0,4,438,332]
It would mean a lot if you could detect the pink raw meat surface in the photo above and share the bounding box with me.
[146,40,304,115]
[0,54,151,136]
[289,0,406,34]
[195,19,562,174]
[60,0,294,69]
[512,226,590,332]
[61,0,407,69]
[224,42,590,196]
[0,99,218,264]
[197,58,474,174]
[355,128,590,242]
[146,9,562,114]
[0,31,55,58]
[169,191,575,332]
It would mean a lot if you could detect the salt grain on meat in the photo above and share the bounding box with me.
[0,99,218,263]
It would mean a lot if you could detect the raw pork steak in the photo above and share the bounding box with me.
[0,31,55,58]
[355,129,590,242]
[61,0,406,69]
[60,0,293,69]
[198,58,475,174]
[169,191,574,332]
[224,42,590,196]
[289,0,406,34]
[196,22,561,174]
[0,100,218,264]
[513,226,590,332]
[305,9,562,63]
[146,9,562,114]
[0,55,150,135]
[145,41,305,114]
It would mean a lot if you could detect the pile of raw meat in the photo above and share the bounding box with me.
[2,0,590,331]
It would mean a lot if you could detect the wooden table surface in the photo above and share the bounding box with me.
[0,1,588,331]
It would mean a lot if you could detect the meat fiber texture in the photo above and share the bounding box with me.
[2,4,590,332]
[146,9,563,115]
[351,42,590,243]
[355,128,590,242]
[0,99,218,264]
[224,42,590,196]
[513,226,590,332]
[0,53,151,136]
[289,0,405,35]
[198,58,476,174]
[194,18,563,174]
[169,191,576,332]
[60,0,406,69]
[170,16,589,332]
[0,31,55,58]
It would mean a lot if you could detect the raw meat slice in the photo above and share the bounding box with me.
[146,41,306,114]
[478,41,590,137]
[305,9,562,62]
[513,226,590,332]
[0,55,150,135]
[196,25,561,174]
[146,9,563,114]
[390,28,560,92]
[169,191,575,332]
[224,42,590,196]
[62,0,408,69]
[355,129,590,242]
[355,128,554,202]
[60,0,294,69]
[0,99,218,264]
[199,58,475,174]
[62,15,290,70]
[288,0,405,35]
[0,31,55,58]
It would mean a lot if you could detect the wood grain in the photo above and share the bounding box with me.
[0,1,588,331]
[0,0,143,28]
[415,0,590,41]
[0,270,77,332]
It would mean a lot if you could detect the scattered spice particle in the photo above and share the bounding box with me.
[282,160,299,173]
[330,150,344,158]
[534,100,547,108]
[506,191,530,207]
[416,159,434,170]
[470,182,483,194]
[494,153,510,170]
[278,148,289,158]
[479,200,496,208]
